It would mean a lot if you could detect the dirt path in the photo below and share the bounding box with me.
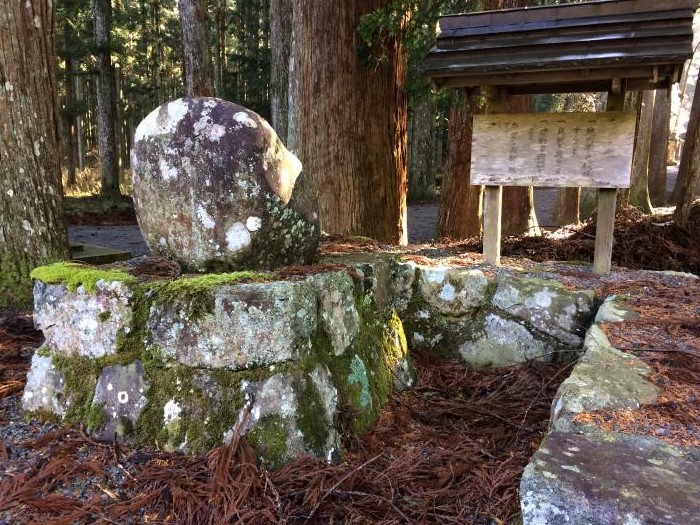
[69,167,691,252]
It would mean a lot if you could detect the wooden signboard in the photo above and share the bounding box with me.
[471,112,636,188]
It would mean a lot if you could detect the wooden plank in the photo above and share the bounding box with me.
[593,188,617,274]
[471,112,635,188]
[483,186,503,266]
[437,0,695,32]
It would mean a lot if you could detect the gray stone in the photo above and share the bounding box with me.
[492,276,595,347]
[91,361,150,440]
[21,353,68,416]
[236,366,340,467]
[131,97,319,271]
[307,272,360,356]
[594,295,639,323]
[146,281,317,369]
[33,280,133,358]
[521,432,700,525]
[419,267,490,316]
[458,314,557,368]
[550,325,660,432]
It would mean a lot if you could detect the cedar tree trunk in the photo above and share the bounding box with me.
[0,0,70,307]
[674,79,700,226]
[93,0,120,196]
[270,0,293,143]
[179,0,214,97]
[295,0,408,245]
[648,89,671,206]
[437,90,482,239]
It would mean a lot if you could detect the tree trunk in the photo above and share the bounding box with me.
[553,188,580,225]
[648,89,671,206]
[94,0,120,196]
[270,0,292,143]
[74,61,85,171]
[408,97,437,202]
[63,18,77,187]
[295,0,408,245]
[674,79,700,226]
[628,90,654,213]
[213,0,226,97]
[179,0,214,97]
[0,0,70,307]
[437,90,482,239]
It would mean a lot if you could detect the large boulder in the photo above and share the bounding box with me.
[131,97,319,271]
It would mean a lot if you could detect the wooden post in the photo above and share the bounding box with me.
[482,86,506,265]
[593,90,625,274]
[483,186,503,264]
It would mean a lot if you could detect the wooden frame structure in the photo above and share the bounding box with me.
[423,0,696,274]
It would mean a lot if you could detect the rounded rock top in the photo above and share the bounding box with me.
[130,97,319,271]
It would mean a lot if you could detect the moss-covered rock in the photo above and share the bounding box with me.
[131,97,319,271]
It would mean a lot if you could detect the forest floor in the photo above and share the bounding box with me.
[0,201,698,524]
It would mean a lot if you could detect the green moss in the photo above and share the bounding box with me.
[87,404,108,432]
[294,375,330,455]
[51,354,102,424]
[98,311,111,322]
[30,262,136,293]
[148,271,272,320]
[246,414,289,469]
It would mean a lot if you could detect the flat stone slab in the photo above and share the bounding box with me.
[521,431,700,525]
[70,243,132,265]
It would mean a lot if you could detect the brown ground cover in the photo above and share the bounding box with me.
[1,203,698,524]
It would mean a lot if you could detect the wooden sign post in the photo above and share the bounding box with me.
[471,93,636,273]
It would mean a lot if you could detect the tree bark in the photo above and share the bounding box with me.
[0,0,70,307]
[437,90,482,239]
[295,0,408,245]
[628,90,654,213]
[94,0,120,196]
[674,79,700,226]
[408,97,437,202]
[648,89,671,206]
[270,0,292,143]
[179,0,214,97]
[553,188,580,225]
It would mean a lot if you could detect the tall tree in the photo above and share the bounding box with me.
[674,79,700,227]
[270,0,293,143]
[179,0,214,97]
[648,89,671,206]
[628,90,654,213]
[93,0,120,196]
[293,0,408,244]
[0,0,70,307]
[437,90,482,239]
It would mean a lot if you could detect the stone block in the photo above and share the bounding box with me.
[492,276,595,347]
[34,280,133,358]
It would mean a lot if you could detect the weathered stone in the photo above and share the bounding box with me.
[521,432,700,525]
[492,276,595,347]
[33,280,133,358]
[91,361,150,440]
[550,325,660,432]
[320,253,417,314]
[131,97,319,271]
[594,295,639,323]
[21,353,67,416]
[419,267,490,316]
[458,314,557,368]
[307,272,360,356]
[237,365,339,468]
[146,281,317,369]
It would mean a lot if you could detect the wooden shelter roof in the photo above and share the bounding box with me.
[423,0,697,94]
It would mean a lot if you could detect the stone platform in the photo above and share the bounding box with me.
[23,254,595,468]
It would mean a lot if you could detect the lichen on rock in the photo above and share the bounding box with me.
[131,97,319,271]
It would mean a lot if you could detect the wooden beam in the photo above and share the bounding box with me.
[593,90,625,274]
